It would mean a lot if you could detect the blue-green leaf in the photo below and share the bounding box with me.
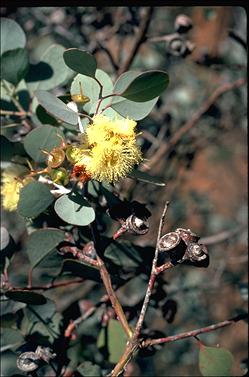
[54,192,95,226]
[0,18,26,55]
[63,48,97,78]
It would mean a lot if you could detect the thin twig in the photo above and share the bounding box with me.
[117,7,154,75]
[141,315,246,347]
[111,201,170,377]
[10,278,85,292]
[0,109,31,117]
[143,77,247,171]
[133,201,170,338]
[96,40,119,72]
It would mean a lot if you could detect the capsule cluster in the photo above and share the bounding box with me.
[158,228,208,265]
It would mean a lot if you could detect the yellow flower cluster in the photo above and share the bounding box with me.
[1,164,29,212]
[72,115,142,183]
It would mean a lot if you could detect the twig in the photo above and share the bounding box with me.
[96,40,119,72]
[111,201,170,377]
[143,77,247,171]
[0,109,31,117]
[90,222,133,339]
[228,29,247,51]
[95,93,121,115]
[133,201,170,338]
[10,278,85,291]
[117,7,154,75]
[141,315,246,347]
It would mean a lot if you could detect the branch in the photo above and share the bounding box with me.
[10,278,85,292]
[90,222,133,339]
[143,76,247,171]
[141,315,247,347]
[133,200,170,338]
[117,7,154,75]
[0,109,31,117]
[111,200,170,377]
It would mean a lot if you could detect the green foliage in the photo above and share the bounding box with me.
[111,71,159,120]
[1,7,246,377]
[54,192,95,226]
[63,48,97,77]
[0,328,25,352]
[199,345,234,376]
[35,90,79,125]
[62,259,101,282]
[5,290,47,305]
[23,124,65,162]
[97,319,128,364]
[0,18,26,55]
[27,44,71,92]
[18,181,54,218]
[0,48,29,86]
[77,361,102,376]
[25,228,65,268]
[120,70,169,102]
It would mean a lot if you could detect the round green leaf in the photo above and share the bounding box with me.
[70,69,113,115]
[0,18,26,55]
[26,228,65,269]
[63,48,97,78]
[1,328,25,352]
[0,48,29,86]
[97,319,127,364]
[111,71,159,120]
[27,44,72,92]
[23,124,65,162]
[35,90,79,125]
[18,181,54,218]
[54,192,95,226]
[120,70,169,102]
[199,345,234,376]
[5,290,47,305]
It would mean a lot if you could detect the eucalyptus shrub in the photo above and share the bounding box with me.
[0,13,247,377]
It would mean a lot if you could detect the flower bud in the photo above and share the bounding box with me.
[49,167,69,185]
[43,148,65,168]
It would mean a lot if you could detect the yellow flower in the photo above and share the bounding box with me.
[1,164,29,211]
[70,115,142,183]
[87,140,142,183]
[86,115,137,145]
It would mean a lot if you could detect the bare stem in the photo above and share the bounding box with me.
[141,316,245,347]
[133,200,170,338]
[95,93,121,115]
[118,7,154,75]
[90,222,133,339]
[11,278,85,292]
[111,201,170,377]
[0,109,31,117]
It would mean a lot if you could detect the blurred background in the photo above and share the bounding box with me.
[0,6,248,376]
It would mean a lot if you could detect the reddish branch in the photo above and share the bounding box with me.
[117,7,154,75]
[133,201,170,339]
[141,316,246,347]
[143,76,247,171]
[13,278,85,291]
